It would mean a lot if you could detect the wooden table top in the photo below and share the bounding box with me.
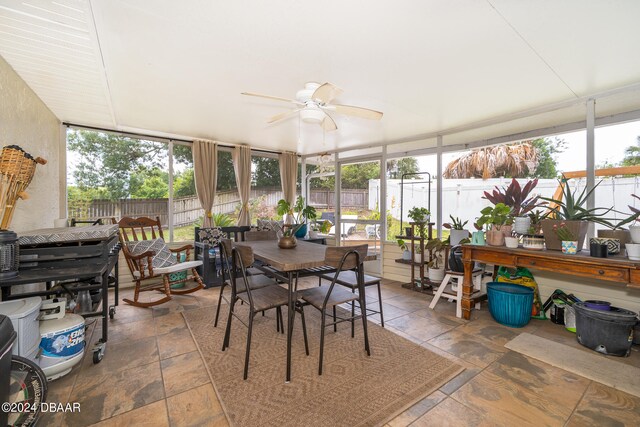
[235,240,329,272]
[235,240,377,272]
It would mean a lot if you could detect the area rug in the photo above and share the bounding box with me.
[183,304,464,427]
[506,333,640,398]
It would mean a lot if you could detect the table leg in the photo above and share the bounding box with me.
[461,259,474,320]
[286,271,293,383]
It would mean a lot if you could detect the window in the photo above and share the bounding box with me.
[66,128,170,231]
[250,154,281,224]
[593,120,640,234]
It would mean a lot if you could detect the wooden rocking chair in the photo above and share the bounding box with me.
[115,216,204,307]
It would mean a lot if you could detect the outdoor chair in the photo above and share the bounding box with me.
[222,244,309,380]
[194,226,224,287]
[220,226,251,242]
[115,216,204,307]
[213,239,275,327]
[297,244,371,375]
[245,230,277,241]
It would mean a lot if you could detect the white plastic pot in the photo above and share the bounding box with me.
[428,268,445,283]
[626,243,640,261]
[630,226,640,244]
[449,229,470,246]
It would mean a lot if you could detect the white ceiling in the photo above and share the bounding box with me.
[2,0,640,155]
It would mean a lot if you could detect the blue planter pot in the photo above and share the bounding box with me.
[295,224,307,238]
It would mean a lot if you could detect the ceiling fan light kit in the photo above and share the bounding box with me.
[300,105,325,123]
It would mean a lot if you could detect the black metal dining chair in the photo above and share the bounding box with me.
[297,244,370,375]
[222,244,309,380]
[213,239,274,327]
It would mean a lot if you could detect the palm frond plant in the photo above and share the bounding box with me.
[443,142,539,179]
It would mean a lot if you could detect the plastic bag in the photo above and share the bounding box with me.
[496,266,546,319]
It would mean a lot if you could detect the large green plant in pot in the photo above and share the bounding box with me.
[540,180,613,251]
[276,195,317,238]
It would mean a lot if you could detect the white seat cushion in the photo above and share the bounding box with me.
[154,260,203,275]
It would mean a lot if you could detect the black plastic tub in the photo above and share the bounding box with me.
[0,314,17,427]
[574,302,638,357]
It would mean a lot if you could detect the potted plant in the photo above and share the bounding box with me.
[407,206,430,242]
[276,195,317,238]
[597,199,640,250]
[483,178,545,235]
[522,210,547,250]
[540,180,613,251]
[408,207,430,225]
[397,239,412,261]
[553,222,579,254]
[426,238,446,282]
[443,215,469,246]
[271,221,305,248]
[476,203,512,246]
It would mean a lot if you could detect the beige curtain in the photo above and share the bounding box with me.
[232,145,252,226]
[279,152,298,223]
[193,139,217,227]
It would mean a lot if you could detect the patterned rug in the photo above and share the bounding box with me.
[183,303,464,427]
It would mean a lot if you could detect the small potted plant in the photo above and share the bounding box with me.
[426,238,446,282]
[476,203,512,246]
[483,178,544,235]
[397,239,412,261]
[522,209,547,250]
[443,215,469,246]
[408,207,430,224]
[553,222,579,254]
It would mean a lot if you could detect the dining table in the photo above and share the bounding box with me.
[234,239,375,382]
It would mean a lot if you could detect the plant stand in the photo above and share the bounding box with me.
[395,222,435,292]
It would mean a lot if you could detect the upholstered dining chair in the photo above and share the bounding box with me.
[222,244,309,380]
[297,244,371,375]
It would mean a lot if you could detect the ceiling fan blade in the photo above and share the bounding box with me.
[331,104,384,120]
[267,109,301,123]
[312,83,343,104]
[241,92,301,105]
[322,113,338,132]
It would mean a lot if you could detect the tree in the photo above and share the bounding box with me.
[252,157,281,188]
[174,168,196,197]
[217,151,237,192]
[130,168,169,199]
[527,137,567,178]
[388,157,419,178]
[620,137,640,166]
[68,130,191,199]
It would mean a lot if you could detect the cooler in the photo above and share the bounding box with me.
[0,297,41,361]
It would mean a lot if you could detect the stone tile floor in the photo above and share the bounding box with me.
[41,278,640,426]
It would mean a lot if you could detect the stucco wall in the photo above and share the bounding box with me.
[0,55,61,232]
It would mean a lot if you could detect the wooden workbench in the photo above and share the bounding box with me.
[461,244,640,320]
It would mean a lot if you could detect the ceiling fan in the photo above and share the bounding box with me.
[241,82,383,131]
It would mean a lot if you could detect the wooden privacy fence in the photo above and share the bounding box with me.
[308,189,369,209]
[69,188,369,225]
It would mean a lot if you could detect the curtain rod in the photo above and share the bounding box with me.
[62,122,289,156]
